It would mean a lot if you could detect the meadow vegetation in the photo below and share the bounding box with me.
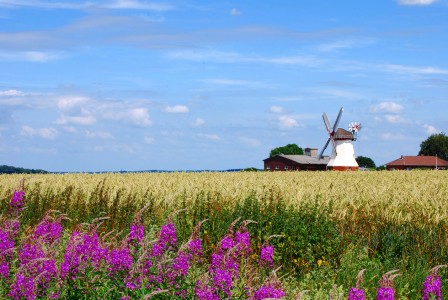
[0,171,447,299]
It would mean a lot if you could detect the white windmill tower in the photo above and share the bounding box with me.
[318,107,361,171]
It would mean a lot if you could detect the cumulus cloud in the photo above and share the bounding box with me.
[20,125,58,139]
[380,133,407,140]
[230,8,241,15]
[103,108,153,126]
[422,124,441,135]
[161,105,189,113]
[397,0,440,5]
[198,133,220,140]
[270,106,284,113]
[57,96,89,111]
[53,114,96,125]
[0,90,24,96]
[239,137,261,147]
[144,136,155,144]
[192,118,205,127]
[278,115,303,130]
[383,115,413,124]
[63,126,77,133]
[85,130,114,139]
[369,102,404,114]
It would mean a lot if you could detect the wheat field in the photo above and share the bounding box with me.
[0,170,446,228]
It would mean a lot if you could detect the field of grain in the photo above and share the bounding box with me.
[0,171,447,299]
[1,170,447,227]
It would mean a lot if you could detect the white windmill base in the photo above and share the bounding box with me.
[326,140,359,171]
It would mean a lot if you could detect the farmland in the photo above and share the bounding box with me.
[0,171,447,299]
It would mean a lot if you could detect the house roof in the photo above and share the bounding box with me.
[263,154,328,165]
[385,155,448,167]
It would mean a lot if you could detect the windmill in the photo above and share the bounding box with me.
[318,107,360,171]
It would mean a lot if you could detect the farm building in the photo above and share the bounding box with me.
[263,147,329,171]
[385,154,448,170]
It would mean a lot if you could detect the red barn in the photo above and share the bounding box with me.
[263,147,329,171]
[385,154,448,170]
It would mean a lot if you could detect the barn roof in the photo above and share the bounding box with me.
[385,155,448,166]
[263,155,328,165]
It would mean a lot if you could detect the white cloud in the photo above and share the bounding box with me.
[369,102,404,114]
[192,118,205,127]
[230,8,241,15]
[422,124,441,135]
[271,97,304,101]
[144,136,155,144]
[54,114,96,125]
[161,105,189,113]
[0,90,24,96]
[0,0,174,11]
[0,51,67,62]
[382,64,448,74]
[278,115,303,130]
[380,133,407,140]
[20,125,58,139]
[63,126,77,133]
[28,147,57,154]
[202,79,258,85]
[94,146,103,151]
[103,108,153,127]
[198,133,220,140]
[239,137,261,147]
[57,96,89,111]
[270,106,284,113]
[317,39,376,52]
[383,115,413,124]
[86,130,114,139]
[397,0,440,5]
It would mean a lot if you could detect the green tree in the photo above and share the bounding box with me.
[269,144,304,157]
[419,132,448,161]
[355,156,376,168]
[376,165,386,171]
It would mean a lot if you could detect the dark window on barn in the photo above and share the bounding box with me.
[284,166,288,170]
[275,157,279,161]
[267,166,271,170]
[275,166,279,170]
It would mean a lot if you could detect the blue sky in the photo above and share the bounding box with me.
[1,0,447,172]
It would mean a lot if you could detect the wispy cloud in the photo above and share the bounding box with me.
[380,133,407,140]
[192,118,205,127]
[54,114,96,125]
[369,102,404,114]
[317,38,377,52]
[144,136,155,144]
[161,105,189,113]
[198,133,220,140]
[20,125,58,139]
[230,8,241,15]
[381,64,448,74]
[239,137,261,147]
[0,51,68,62]
[269,106,284,113]
[0,0,174,11]
[397,0,440,6]
[202,79,259,86]
[86,130,114,139]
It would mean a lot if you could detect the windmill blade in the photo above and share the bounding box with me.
[331,138,338,156]
[332,107,344,132]
[322,112,332,133]
[319,137,331,159]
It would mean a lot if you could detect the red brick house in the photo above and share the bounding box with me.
[263,147,329,171]
[385,154,448,170]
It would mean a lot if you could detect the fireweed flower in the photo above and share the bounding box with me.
[377,270,401,300]
[422,265,447,300]
[348,269,366,300]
